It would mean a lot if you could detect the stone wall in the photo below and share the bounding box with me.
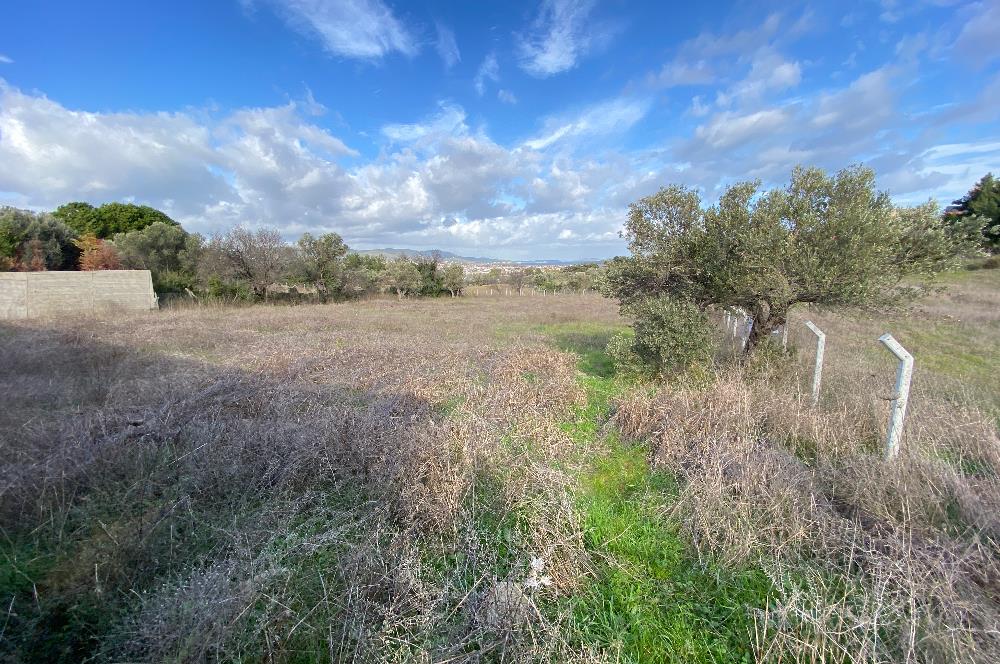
[0,270,157,320]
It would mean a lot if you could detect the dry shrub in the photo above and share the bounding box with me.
[613,367,1000,662]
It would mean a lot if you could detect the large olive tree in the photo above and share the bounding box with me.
[603,166,970,355]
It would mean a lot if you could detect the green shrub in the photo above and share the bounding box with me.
[606,330,646,378]
[205,276,252,301]
[613,296,713,378]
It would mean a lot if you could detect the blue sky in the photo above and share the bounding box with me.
[1,0,998,259]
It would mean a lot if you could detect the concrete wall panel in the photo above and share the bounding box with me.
[0,270,156,319]
[0,273,28,320]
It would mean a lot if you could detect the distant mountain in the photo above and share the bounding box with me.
[354,248,589,265]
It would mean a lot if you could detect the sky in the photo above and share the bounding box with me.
[1,1,998,260]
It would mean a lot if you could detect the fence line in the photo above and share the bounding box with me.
[717,310,916,459]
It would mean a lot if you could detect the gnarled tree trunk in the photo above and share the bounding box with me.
[742,301,786,356]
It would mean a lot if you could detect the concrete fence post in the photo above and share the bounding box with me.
[741,315,753,351]
[878,333,914,460]
[804,321,825,405]
[781,324,788,349]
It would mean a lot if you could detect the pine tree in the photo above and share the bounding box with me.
[948,173,1000,252]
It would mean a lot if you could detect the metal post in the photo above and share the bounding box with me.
[878,333,914,460]
[804,321,825,405]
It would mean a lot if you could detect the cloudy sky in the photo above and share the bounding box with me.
[1,1,998,259]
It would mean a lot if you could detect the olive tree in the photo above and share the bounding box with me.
[385,257,422,299]
[442,263,465,297]
[112,222,202,291]
[294,232,348,301]
[603,165,971,355]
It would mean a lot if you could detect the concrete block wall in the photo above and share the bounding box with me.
[0,270,157,320]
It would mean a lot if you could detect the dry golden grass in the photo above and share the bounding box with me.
[1,272,998,662]
[0,294,619,662]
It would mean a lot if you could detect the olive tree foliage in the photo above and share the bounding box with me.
[111,222,203,291]
[607,296,713,378]
[442,263,465,297]
[341,253,387,297]
[292,232,348,300]
[201,227,291,299]
[603,166,972,355]
[385,257,423,299]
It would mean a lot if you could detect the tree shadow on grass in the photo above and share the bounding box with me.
[0,320,442,663]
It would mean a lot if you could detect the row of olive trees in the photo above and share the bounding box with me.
[465,263,604,293]
[602,165,979,375]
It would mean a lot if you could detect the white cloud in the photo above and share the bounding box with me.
[648,59,715,88]
[717,49,802,106]
[256,0,417,59]
[473,53,499,96]
[0,54,13,64]
[952,1,1000,68]
[382,102,468,143]
[693,108,790,150]
[678,13,783,60]
[497,89,518,104]
[435,22,460,69]
[523,97,650,150]
[516,0,603,77]
[0,83,630,258]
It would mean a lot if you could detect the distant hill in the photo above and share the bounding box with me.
[354,248,586,266]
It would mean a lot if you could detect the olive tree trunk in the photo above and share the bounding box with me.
[742,301,787,356]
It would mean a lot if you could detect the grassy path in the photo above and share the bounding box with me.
[542,323,773,663]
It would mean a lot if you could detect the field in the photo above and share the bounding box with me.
[1,269,999,662]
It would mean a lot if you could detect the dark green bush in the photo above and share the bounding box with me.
[610,296,713,377]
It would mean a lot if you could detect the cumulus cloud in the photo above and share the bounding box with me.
[254,0,417,59]
[0,83,631,258]
[435,22,460,69]
[516,0,604,77]
[0,54,13,64]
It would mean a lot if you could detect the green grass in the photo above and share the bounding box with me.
[539,322,774,663]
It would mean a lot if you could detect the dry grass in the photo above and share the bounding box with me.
[0,294,618,662]
[2,272,998,662]
[612,268,1000,662]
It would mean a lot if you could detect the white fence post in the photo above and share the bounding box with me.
[804,321,825,405]
[741,314,753,351]
[781,324,788,349]
[878,333,914,460]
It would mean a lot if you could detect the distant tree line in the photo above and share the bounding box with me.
[466,263,604,293]
[0,199,608,303]
[0,203,468,302]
